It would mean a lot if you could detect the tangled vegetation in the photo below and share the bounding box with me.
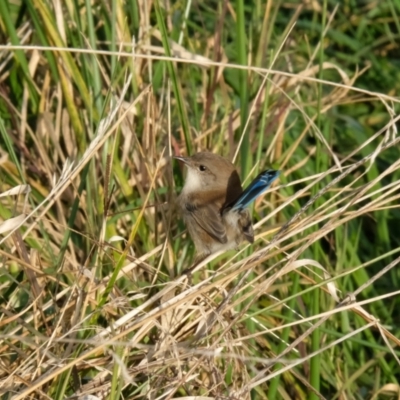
[0,1,399,399]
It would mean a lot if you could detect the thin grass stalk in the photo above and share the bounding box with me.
[236,0,250,176]
[154,0,192,154]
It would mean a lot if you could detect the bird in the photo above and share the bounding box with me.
[174,152,279,260]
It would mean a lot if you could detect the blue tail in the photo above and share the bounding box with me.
[230,169,280,211]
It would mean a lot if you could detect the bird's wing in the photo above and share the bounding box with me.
[185,203,227,244]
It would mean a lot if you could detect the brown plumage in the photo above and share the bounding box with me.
[175,152,254,258]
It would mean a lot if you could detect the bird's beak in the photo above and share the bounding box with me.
[173,155,190,166]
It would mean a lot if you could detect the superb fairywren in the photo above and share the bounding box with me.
[175,152,279,259]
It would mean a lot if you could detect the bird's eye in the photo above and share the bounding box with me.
[199,165,207,172]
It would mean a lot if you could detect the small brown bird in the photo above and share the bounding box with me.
[175,152,279,259]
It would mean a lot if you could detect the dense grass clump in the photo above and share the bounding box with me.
[0,1,399,399]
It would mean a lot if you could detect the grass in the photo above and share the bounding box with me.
[1,0,400,399]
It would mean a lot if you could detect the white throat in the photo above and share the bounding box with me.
[182,168,202,194]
